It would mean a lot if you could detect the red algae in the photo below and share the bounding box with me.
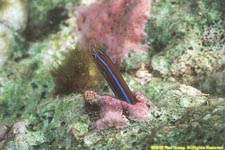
[84,90,157,131]
[122,92,157,122]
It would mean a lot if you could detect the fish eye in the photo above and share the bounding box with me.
[92,54,97,59]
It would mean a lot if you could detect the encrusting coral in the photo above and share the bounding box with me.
[84,91,157,131]
[76,0,152,63]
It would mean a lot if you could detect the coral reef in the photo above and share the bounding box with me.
[169,43,225,96]
[25,0,78,40]
[152,98,225,145]
[201,71,225,96]
[84,90,157,131]
[76,0,152,63]
[1,0,225,149]
[0,0,28,68]
[148,1,225,96]
[1,121,45,149]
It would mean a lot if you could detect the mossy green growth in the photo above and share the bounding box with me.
[26,94,90,149]
[0,40,54,127]
[152,98,225,146]
[147,0,225,96]
[123,51,149,71]
[3,69,221,149]
[2,94,90,150]
[3,122,45,150]
[26,0,80,40]
[1,0,225,149]
[0,24,15,67]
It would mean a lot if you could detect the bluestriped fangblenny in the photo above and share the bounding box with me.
[90,47,136,104]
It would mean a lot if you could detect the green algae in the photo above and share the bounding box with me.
[148,0,225,96]
[26,0,80,40]
[0,43,54,127]
[3,122,45,150]
[152,99,225,146]
[123,51,149,72]
[28,94,89,149]
[0,24,15,67]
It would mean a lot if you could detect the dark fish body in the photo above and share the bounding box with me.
[91,47,136,104]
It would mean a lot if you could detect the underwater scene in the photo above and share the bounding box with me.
[0,0,225,149]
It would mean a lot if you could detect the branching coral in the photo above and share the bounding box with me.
[84,90,157,131]
[76,0,152,63]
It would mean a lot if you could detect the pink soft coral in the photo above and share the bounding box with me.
[76,0,152,63]
[84,91,157,131]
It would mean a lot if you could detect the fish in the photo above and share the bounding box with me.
[90,47,136,104]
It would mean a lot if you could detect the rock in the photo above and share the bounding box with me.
[0,0,28,32]
[0,24,15,67]
[80,0,96,5]
[0,0,28,67]
[151,54,170,75]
